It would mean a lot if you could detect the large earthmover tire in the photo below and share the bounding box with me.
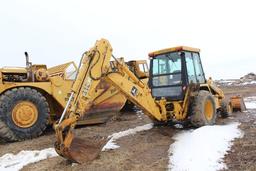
[190,90,217,127]
[219,100,232,118]
[0,87,50,141]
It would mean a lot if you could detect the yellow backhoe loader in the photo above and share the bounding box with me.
[54,38,242,163]
[0,52,148,142]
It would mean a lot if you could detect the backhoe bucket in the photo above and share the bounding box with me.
[230,96,246,112]
[56,136,109,164]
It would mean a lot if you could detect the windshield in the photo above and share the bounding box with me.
[65,63,77,80]
[152,52,182,87]
[152,52,181,75]
[150,52,183,99]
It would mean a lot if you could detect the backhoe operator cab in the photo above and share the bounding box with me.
[149,46,205,100]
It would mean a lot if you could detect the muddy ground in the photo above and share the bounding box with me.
[221,86,256,171]
[0,85,256,171]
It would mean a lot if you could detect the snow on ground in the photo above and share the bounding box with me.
[0,148,57,171]
[217,79,237,85]
[136,110,144,120]
[244,96,256,109]
[168,122,243,171]
[241,81,256,85]
[103,123,153,151]
[216,79,256,86]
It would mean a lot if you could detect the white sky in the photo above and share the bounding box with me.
[0,0,255,79]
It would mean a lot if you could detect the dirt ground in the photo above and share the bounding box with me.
[1,85,256,171]
[220,85,256,171]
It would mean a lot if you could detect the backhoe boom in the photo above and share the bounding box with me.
[105,60,166,121]
[54,39,166,163]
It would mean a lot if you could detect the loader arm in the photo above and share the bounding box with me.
[54,38,167,163]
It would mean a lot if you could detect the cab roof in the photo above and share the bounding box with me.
[148,46,200,57]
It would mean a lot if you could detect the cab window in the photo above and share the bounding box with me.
[192,53,205,83]
[139,63,149,73]
[152,53,182,87]
[152,54,181,75]
[65,63,77,80]
[185,52,197,83]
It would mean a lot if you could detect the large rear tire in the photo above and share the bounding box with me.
[0,87,50,141]
[190,90,217,127]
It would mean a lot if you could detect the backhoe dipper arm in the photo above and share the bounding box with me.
[54,38,167,163]
[54,39,113,162]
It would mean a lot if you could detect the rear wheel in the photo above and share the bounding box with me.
[0,87,50,141]
[190,90,217,127]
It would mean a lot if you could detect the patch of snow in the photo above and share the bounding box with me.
[71,163,78,167]
[174,124,183,129]
[136,110,144,120]
[216,79,256,86]
[241,81,256,85]
[168,122,243,171]
[244,96,256,109]
[217,80,236,84]
[103,123,153,151]
[245,102,256,109]
[215,79,238,86]
[0,148,57,171]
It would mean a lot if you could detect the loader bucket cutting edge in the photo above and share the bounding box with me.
[55,136,109,164]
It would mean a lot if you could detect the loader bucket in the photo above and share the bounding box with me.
[230,96,246,112]
[55,136,109,164]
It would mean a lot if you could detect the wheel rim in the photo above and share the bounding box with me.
[12,101,38,128]
[204,99,214,121]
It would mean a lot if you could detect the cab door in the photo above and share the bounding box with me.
[184,52,206,84]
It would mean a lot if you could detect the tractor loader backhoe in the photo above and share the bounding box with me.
[54,38,240,163]
[54,39,167,163]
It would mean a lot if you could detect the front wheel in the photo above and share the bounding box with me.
[219,100,232,118]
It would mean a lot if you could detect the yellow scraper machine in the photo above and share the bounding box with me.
[0,51,149,142]
[54,39,244,163]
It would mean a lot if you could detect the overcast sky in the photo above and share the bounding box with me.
[0,0,255,79]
